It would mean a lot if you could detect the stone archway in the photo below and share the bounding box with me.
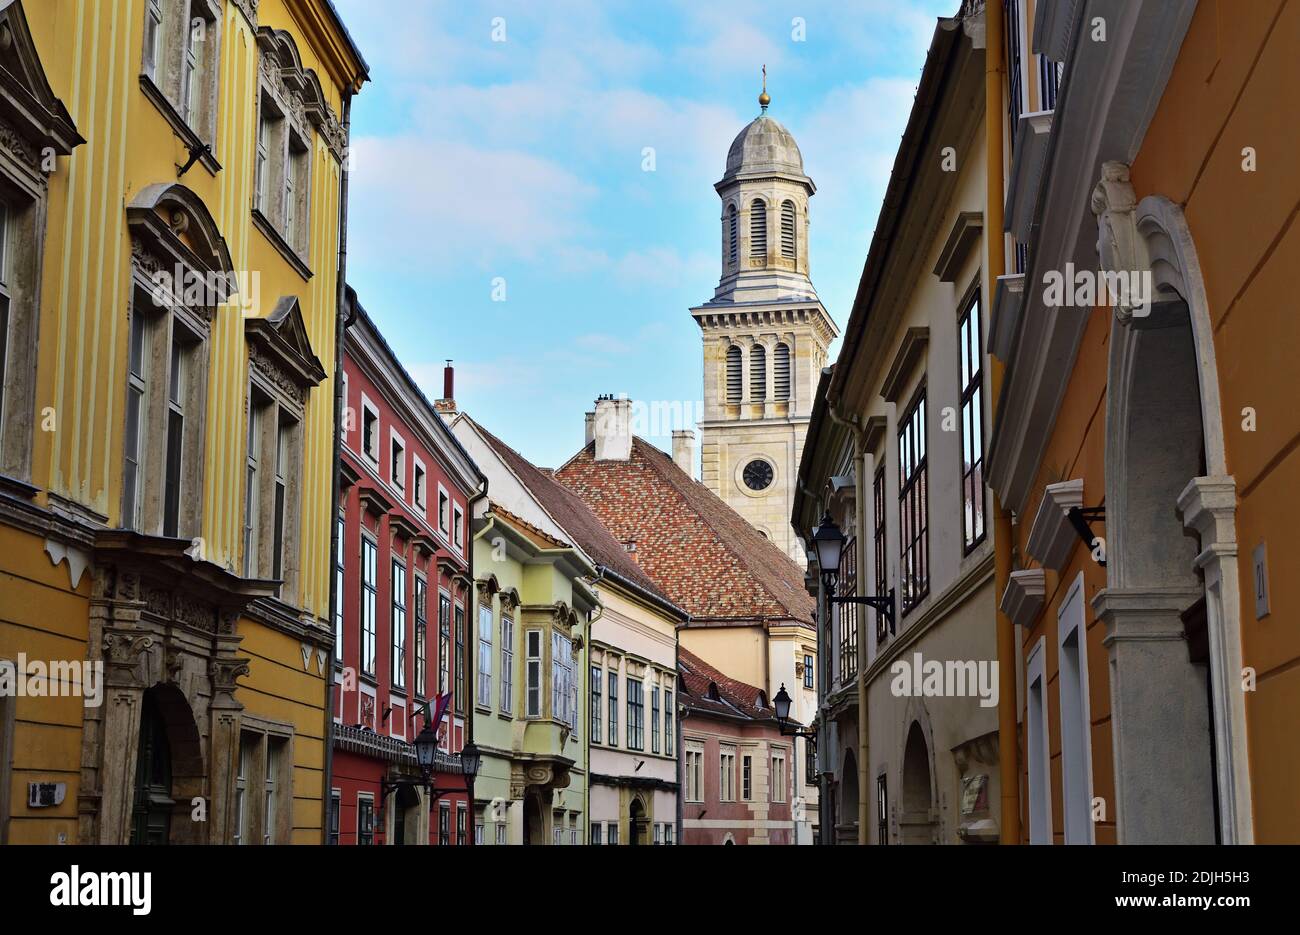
[130,683,205,845]
[839,748,859,844]
[1092,164,1252,844]
[900,722,936,844]
[628,796,647,846]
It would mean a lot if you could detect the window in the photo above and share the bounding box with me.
[803,653,814,690]
[454,605,465,714]
[663,690,673,753]
[1006,0,1027,154]
[837,536,858,682]
[329,791,340,845]
[475,817,484,845]
[553,820,563,846]
[750,343,766,401]
[607,822,619,845]
[438,488,449,535]
[263,739,282,844]
[334,515,345,661]
[439,802,450,846]
[143,0,163,82]
[391,561,407,692]
[360,538,377,677]
[414,577,428,695]
[727,204,738,263]
[358,795,374,846]
[591,823,602,845]
[780,200,796,259]
[591,664,602,743]
[685,746,703,802]
[607,668,618,746]
[552,632,575,727]
[774,342,791,401]
[959,294,986,551]
[1027,640,1051,844]
[725,344,742,404]
[772,750,786,803]
[750,199,767,257]
[179,9,201,126]
[570,828,578,846]
[651,685,660,754]
[654,823,662,845]
[390,432,405,489]
[413,461,426,511]
[438,592,451,696]
[806,737,818,784]
[664,824,673,845]
[626,677,644,750]
[742,755,753,800]
[477,604,493,707]
[495,823,506,846]
[525,629,542,718]
[500,616,514,713]
[271,415,292,584]
[242,384,299,591]
[898,391,929,613]
[284,133,309,254]
[0,201,8,443]
[873,466,889,642]
[123,310,149,530]
[361,402,379,463]
[719,746,736,801]
[453,505,464,550]
[1058,575,1093,843]
[876,775,888,844]
[234,735,250,845]
[255,107,271,213]
[457,804,467,845]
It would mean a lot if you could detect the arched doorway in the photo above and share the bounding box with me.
[900,722,935,844]
[1095,179,1250,843]
[129,684,203,845]
[839,749,859,844]
[628,797,646,846]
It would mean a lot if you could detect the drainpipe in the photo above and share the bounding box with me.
[826,404,868,845]
[984,0,1021,845]
[465,482,488,844]
[322,88,353,842]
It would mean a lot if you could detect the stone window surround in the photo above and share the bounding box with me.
[724,333,797,410]
[237,714,294,846]
[723,193,808,273]
[0,0,84,486]
[138,0,223,175]
[244,372,302,596]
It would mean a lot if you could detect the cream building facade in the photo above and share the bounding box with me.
[691,90,838,563]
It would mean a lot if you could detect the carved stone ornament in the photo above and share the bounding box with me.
[231,0,259,27]
[0,114,41,175]
[249,342,306,408]
[1090,161,1150,323]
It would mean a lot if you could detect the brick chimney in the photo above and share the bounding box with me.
[434,360,457,418]
[671,429,695,477]
[592,394,632,461]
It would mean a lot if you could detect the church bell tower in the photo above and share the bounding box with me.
[690,78,838,562]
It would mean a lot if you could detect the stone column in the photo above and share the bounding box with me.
[1093,586,1215,843]
[206,641,248,845]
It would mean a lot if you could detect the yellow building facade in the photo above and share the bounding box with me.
[0,0,365,844]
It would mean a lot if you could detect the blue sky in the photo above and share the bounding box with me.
[333,0,955,468]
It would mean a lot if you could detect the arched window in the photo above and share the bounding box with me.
[727,204,738,264]
[750,200,767,258]
[781,200,797,259]
[774,343,791,400]
[750,344,767,400]
[726,345,742,403]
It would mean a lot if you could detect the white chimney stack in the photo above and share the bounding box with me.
[671,429,695,477]
[584,410,596,446]
[593,395,632,461]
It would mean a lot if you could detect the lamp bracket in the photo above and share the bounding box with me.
[1066,505,1107,567]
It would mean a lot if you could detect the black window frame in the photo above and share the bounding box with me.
[958,290,986,553]
[898,388,929,616]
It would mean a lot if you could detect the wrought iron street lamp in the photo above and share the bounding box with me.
[381,723,481,802]
[812,512,895,631]
[771,683,817,740]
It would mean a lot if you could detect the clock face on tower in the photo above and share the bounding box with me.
[743,459,774,492]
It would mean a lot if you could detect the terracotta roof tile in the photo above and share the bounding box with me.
[466,417,676,609]
[555,438,814,625]
[677,648,778,723]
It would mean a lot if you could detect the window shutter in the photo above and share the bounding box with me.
[726,345,742,403]
[750,344,766,401]
[781,201,796,259]
[774,343,790,400]
[750,200,766,258]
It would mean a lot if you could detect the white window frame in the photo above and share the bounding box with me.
[437,484,450,537]
[1026,636,1052,844]
[477,603,493,709]
[771,748,786,803]
[685,743,704,803]
[389,426,406,492]
[719,744,736,802]
[499,614,514,714]
[1058,572,1095,844]
[452,502,464,552]
[412,455,427,513]
[525,628,542,719]
[359,394,380,466]
[391,558,407,693]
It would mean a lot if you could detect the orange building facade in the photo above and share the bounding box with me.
[988,0,1298,844]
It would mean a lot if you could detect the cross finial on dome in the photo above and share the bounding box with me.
[759,64,770,112]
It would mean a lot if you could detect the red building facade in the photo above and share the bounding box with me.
[331,289,484,845]
[678,650,796,845]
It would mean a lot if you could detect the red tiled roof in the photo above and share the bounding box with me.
[464,417,677,610]
[677,648,777,723]
[555,438,814,626]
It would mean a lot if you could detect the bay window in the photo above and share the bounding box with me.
[525,629,542,718]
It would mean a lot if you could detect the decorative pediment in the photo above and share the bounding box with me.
[255,26,348,161]
[1000,568,1046,630]
[245,296,327,402]
[1025,479,1084,572]
[0,0,84,178]
[127,183,235,304]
